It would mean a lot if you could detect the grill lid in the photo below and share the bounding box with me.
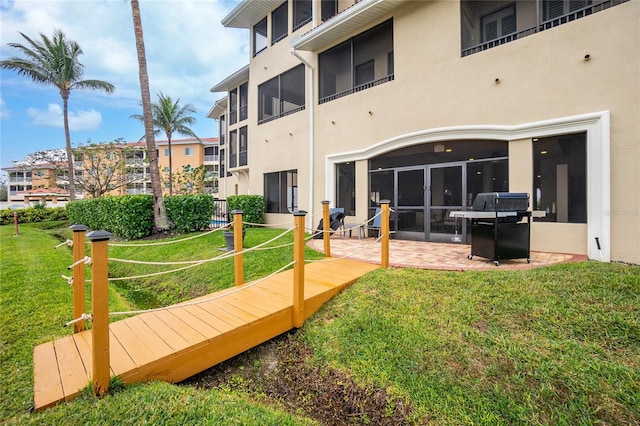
[472,192,529,212]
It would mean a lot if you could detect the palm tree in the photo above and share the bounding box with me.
[130,0,169,230]
[1,30,115,201]
[130,92,199,195]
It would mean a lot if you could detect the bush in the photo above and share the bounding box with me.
[66,194,215,239]
[165,194,215,233]
[66,195,154,239]
[0,206,68,225]
[227,195,265,227]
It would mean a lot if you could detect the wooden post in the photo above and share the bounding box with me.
[232,210,244,286]
[87,230,112,397]
[13,212,19,236]
[293,210,307,328]
[321,200,331,257]
[70,225,89,333]
[380,200,390,269]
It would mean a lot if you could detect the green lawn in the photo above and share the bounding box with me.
[1,222,638,424]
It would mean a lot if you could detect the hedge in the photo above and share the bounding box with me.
[0,206,68,225]
[66,194,215,240]
[226,195,265,226]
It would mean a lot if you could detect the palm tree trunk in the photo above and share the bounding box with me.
[168,137,173,196]
[62,97,76,201]
[130,0,169,231]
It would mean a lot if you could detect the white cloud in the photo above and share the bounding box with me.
[0,0,249,114]
[26,104,103,131]
[0,97,10,120]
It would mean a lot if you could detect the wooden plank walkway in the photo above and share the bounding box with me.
[33,258,379,411]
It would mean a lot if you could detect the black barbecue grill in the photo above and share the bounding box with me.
[450,192,536,266]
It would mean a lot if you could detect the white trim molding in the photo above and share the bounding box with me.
[325,111,610,261]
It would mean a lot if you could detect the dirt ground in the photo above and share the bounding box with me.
[181,330,414,425]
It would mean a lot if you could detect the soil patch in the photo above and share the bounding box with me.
[181,330,414,425]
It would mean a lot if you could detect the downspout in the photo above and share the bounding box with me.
[291,46,315,232]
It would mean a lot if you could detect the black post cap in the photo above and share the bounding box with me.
[86,230,113,242]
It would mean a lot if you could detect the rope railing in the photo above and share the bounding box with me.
[67,256,92,270]
[54,239,73,249]
[106,260,296,317]
[109,226,229,248]
[107,226,295,267]
[64,313,93,328]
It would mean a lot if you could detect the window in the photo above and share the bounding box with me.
[544,0,592,21]
[239,83,248,122]
[533,132,586,223]
[481,4,516,43]
[272,2,288,44]
[164,148,171,157]
[220,148,226,177]
[164,167,170,173]
[239,126,248,167]
[258,64,305,123]
[253,17,268,56]
[219,114,226,145]
[229,130,238,169]
[293,0,312,30]
[185,147,194,156]
[319,20,394,103]
[321,0,337,21]
[229,88,238,125]
[336,162,355,216]
[265,170,298,213]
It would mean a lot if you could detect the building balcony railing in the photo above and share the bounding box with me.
[126,188,152,195]
[319,75,394,105]
[462,0,628,57]
[204,155,219,162]
[8,177,31,183]
[126,158,145,165]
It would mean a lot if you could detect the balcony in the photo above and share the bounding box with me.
[126,158,145,165]
[8,176,30,184]
[204,155,219,163]
[461,0,629,57]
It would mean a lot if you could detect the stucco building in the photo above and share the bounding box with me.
[209,0,639,264]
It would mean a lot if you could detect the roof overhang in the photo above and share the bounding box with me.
[291,0,407,52]
[207,96,228,120]
[222,0,282,28]
[210,65,250,93]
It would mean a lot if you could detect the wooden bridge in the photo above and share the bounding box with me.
[33,258,379,411]
[32,205,393,412]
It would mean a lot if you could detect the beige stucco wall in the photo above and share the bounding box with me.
[221,0,639,263]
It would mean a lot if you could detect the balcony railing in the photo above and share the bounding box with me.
[8,177,30,183]
[204,155,219,162]
[319,75,394,105]
[462,0,628,57]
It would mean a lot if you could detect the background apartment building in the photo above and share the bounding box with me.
[4,137,219,204]
[209,0,639,264]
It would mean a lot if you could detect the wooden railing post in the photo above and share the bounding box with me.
[232,210,244,286]
[321,200,331,257]
[380,200,390,269]
[70,224,89,333]
[87,230,112,397]
[293,210,307,328]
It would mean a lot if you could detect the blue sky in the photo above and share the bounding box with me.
[1,0,249,173]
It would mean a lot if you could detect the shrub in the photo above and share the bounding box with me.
[66,194,216,239]
[165,194,215,233]
[0,206,68,225]
[227,195,265,227]
[66,195,154,239]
